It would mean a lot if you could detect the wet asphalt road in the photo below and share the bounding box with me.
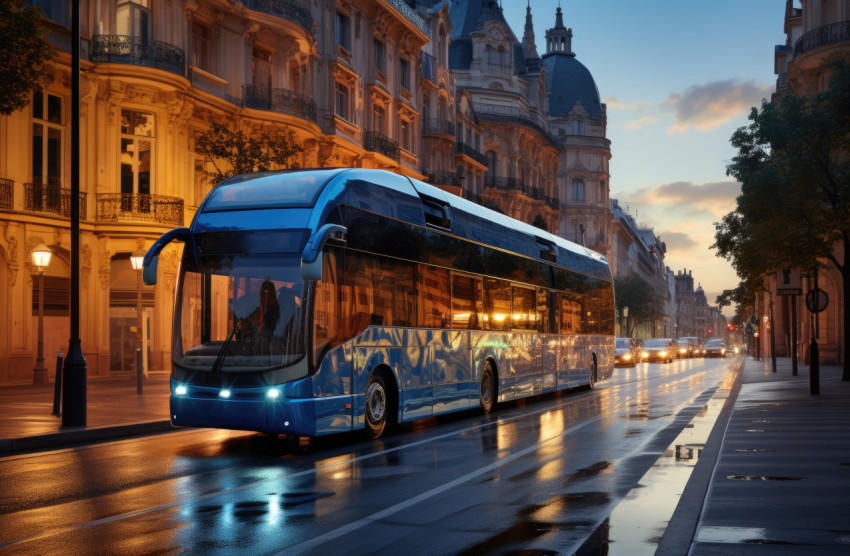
[0,357,739,555]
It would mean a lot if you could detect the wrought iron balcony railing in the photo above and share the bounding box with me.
[242,84,317,123]
[0,178,12,209]
[241,0,313,34]
[421,52,437,83]
[484,176,524,192]
[425,170,459,187]
[794,20,850,57]
[91,35,185,76]
[96,193,184,226]
[364,131,400,161]
[423,118,455,136]
[25,183,87,219]
[454,142,488,167]
[386,0,430,38]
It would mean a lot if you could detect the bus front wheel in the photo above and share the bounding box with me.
[365,373,388,439]
[480,361,496,414]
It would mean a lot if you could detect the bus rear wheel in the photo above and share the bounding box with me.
[480,361,496,414]
[365,373,388,439]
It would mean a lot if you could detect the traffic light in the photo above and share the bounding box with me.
[726,322,733,330]
[708,328,713,335]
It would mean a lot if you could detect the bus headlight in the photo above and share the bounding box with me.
[174,384,187,396]
[267,388,281,400]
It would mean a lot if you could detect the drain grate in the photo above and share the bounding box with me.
[727,475,803,481]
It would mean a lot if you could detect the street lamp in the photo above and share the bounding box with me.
[130,248,146,394]
[31,244,52,384]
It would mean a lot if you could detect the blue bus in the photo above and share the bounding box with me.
[144,168,614,438]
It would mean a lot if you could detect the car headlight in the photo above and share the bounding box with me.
[734,347,740,354]
[679,348,687,354]
[642,351,649,358]
[660,351,667,357]
[623,353,631,360]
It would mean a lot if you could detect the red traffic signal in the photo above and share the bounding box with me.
[754,332,760,338]
[708,328,713,335]
[726,323,733,329]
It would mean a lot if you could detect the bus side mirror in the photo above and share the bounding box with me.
[301,224,346,281]
[143,227,190,285]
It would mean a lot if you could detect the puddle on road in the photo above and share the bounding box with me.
[577,371,736,555]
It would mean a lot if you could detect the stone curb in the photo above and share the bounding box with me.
[0,420,174,456]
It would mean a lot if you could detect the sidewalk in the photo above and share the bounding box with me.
[0,372,173,454]
[660,356,850,555]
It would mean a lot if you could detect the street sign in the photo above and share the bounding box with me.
[805,288,828,313]
[776,268,802,296]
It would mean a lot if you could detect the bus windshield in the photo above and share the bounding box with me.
[175,253,305,372]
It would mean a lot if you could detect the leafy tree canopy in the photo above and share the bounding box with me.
[194,120,304,184]
[614,273,659,336]
[0,0,55,115]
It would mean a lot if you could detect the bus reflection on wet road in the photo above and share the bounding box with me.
[0,357,740,555]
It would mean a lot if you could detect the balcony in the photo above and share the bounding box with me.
[794,20,850,57]
[25,183,87,219]
[454,142,488,168]
[425,170,459,187]
[386,0,431,38]
[485,176,523,192]
[0,178,12,209]
[423,118,455,137]
[91,35,185,76]
[242,0,313,34]
[96,193,184,226]
[242,84,317,123]
[421,52,437,83]
[364,131,400,161]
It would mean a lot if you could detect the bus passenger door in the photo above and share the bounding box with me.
[401,329,433,420]
[539,290,557,393]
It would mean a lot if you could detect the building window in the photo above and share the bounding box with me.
[252,47,272,88]
[400,118,412,152]
[32,90,64,186]
[335,81,351,122]
[573,118,585,135]
[571,180,585,202]
[400,57,410,90]
[191,21,210,71]
[372,104,386,134]
[374,38,386,74]
[116,0,151,40]
[336,11,350,51]
[120,109,154,201]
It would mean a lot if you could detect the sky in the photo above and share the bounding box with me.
[499,0,790,315]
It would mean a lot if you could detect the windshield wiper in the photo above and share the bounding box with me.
[211,322,240,374]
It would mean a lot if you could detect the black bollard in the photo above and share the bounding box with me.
[810,337,819,395]
[52,350,63,416]
[136,348,143,395]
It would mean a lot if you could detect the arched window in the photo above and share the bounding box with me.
[570,179,585,202]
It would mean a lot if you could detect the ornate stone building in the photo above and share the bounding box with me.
[0,0,432,382]
[769,0,849,364]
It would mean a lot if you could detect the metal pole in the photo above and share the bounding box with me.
[63,0,86,427]
[810,266,820,395]
[136,270,143,395]
[34,272,47,383]
[769,295,777,373]
[789,295,798,374]
[52,350,63,416]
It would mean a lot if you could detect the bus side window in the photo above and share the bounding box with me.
[419,265,451,328]
[558,293,582,335]
[484,278,511,331]
[511,286,536,331]
[451,274,482,330]
[537,289,558,334]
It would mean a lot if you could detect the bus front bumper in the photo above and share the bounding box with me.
[169,378,353,437]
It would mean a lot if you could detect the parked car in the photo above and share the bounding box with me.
[615,337,640,367]
[704,339,727,358]
[676,337,698,358]
[641,338,677,363]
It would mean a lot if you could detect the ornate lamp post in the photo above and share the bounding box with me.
[31,244,53,384]
[130,248,146,394]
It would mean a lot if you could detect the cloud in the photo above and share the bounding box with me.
[604,95,652,111]
[624,179,741,218]
[625,116,658,130]
[658,230,699,252]
[662,79,772,133]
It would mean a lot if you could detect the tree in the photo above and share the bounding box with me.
[194,120,304,184]
[614,273,659,338]
[716,55,850,380]
[0,0,56,115]
[531,214,547,231]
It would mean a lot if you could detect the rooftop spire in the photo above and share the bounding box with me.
[522,1,539,60]
[545,4,574,57]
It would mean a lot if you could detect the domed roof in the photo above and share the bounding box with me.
[542,53,602,119]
